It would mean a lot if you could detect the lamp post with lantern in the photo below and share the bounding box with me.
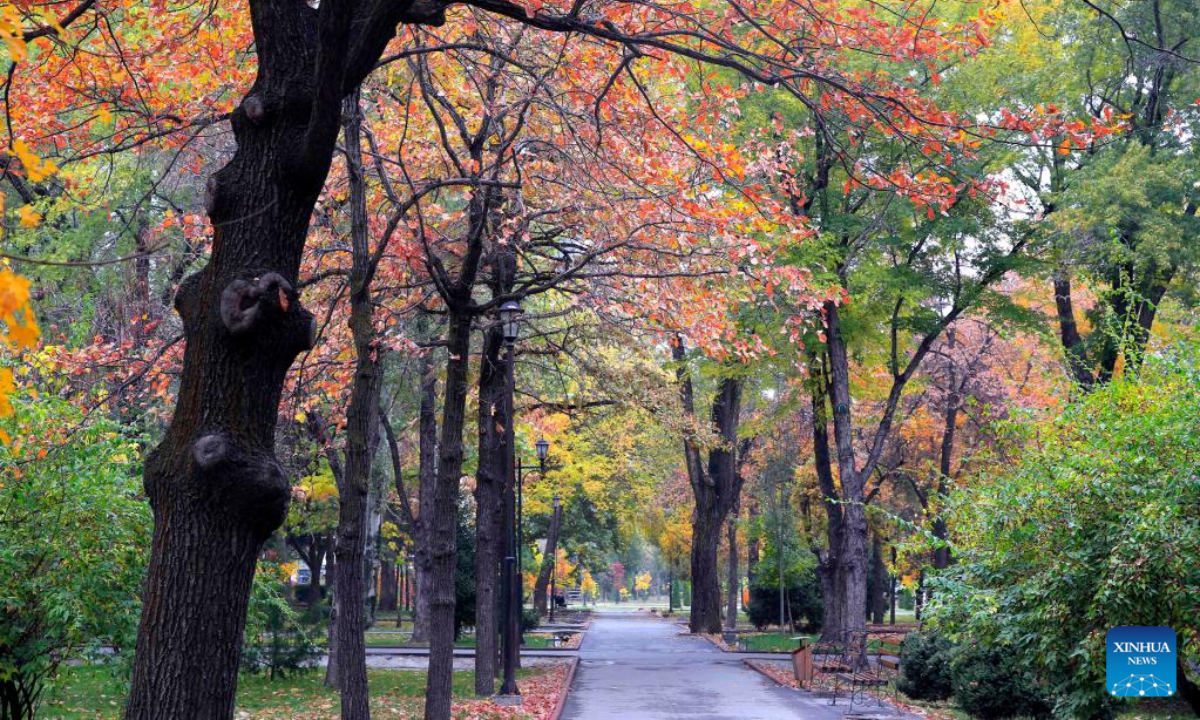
[497,300,523,699]
[549,494,561,622]
[515,437,550,586]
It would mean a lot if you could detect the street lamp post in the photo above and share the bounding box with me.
[498,300,523,699]
[517,439,550,580]
[549,494,561,623]
[514,439,549,643]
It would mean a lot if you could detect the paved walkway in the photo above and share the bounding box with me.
[561,612,902,719]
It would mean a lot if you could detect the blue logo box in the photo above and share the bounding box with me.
[1106,627,1176,697]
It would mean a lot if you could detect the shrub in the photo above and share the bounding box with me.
[895,631,953,701]
[521,608,540,634]
[952,645,1051,720]
[0,394,149,718]
[927,346,1200,718]
[453,508,475,639]
[745,571,823,632]
[240,573,324,679]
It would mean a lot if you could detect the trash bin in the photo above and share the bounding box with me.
[791,643,813,686]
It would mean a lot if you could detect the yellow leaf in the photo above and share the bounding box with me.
[17,205,41,228]
[7,319,39,349]
[12,140,57,182]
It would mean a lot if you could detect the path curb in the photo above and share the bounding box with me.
[548,656,581,720]
[742,657,784,686]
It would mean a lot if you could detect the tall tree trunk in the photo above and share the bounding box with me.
[675,338,744,635]
[869,532,886,624]
[810,362,844,641]
[325,584,341,687]
[824,304,868,660]
[330,89,383,720]
[533,503,563,615]
[1053,271,1095,389]
[746,502,760,588]
[411,347,439,645]
[324,537,339,684]
[473,247,514,695]
[309,540,327,604]
[122,0,418,709]
[933,331,959,571]
[378,557,397,613]
[689,512,723,633]
[124,48,328,720]
[473,324,507,695]
[364,466,386,626]
[724,509,738,631]
[423,309,473,720]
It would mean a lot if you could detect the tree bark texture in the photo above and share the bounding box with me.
[423,310,473,720]
[472,246,515,695]
[329,89,384,720]
[533,503,563,615]
[674,338,744,635]
[933,334,959,571]
[123,0,436,713]
[724,509,738,631]
[746,501,760,588]
[809,364,845,641]
[378,557,397,612]
[411,347,439,645]
[870,532,886,624]
[824,304,868,659]
[473,323,507,695]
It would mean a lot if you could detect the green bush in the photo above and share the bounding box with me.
[895,631,953,701]
[454,507,475,640]
[0,393,149,718]
[521,607,540,634]
[926,345,1200,718]
[745,571,823,632]
[240,569,324,679]
[952,645,1052,720]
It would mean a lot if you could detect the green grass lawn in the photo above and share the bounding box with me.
[736,632,816,652]
[363,631,560,648]
[734,631,910,653]
[41,664,540,718]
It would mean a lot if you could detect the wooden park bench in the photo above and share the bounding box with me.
[874,633,904,678]
[801,630,904,709]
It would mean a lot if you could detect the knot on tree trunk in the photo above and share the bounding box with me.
[192,432,291,538]
[219,272,317,354]
[220,272,291,334]
[241,94,266,124]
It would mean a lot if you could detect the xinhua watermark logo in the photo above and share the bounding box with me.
[1107,626,1176,697]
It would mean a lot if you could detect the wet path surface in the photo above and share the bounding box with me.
[561,612,864,720]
